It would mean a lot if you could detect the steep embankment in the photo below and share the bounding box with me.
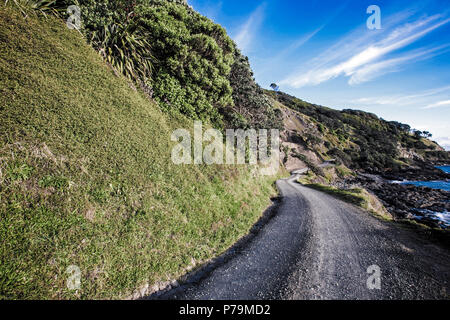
[0,7,278,299]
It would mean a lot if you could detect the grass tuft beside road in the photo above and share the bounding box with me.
[0,7,279,299]
[301,183,392,221]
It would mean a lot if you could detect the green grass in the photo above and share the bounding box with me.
[297,170,319,185]
[304,184,366,206]
[0,7,279,299]
[335,165,355,178]
[301,183,392,221]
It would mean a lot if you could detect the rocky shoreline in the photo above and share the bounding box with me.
[337,164,449,229]
[364,180,449,229]
[380,162,449,182]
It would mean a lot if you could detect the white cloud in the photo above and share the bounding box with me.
[284,27,324,54]
[434,137,450,150]
[349,44,450,85]
[254,26,324,79]
[233,3,266,53]
[348,57,403,85]
[280,14,450,88]
[423,100,450,109]
[353,85,450,106]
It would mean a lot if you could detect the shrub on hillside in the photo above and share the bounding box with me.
[52,0,235,124]
[16,0,280,129]
[223,50,283,130]
[136,1,235,124]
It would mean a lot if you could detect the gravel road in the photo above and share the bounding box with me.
[156,175,450,300]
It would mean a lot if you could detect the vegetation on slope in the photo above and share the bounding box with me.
[223,50,283,130]
[267,90,448,173]
[0,6,278,299]
[137,1,235,123]
[21,0,280,130]
[2,0,446,300]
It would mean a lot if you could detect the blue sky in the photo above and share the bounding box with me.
[188,0,450,150]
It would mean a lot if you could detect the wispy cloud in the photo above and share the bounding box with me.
[434,137,450,150]
[233,3,266,53]
[254,26,324,79]
[423,100,450,109]
[353,85,450,107]
[349,44,450,85]
[201,1,223,22]
[280,13,450,88]
[281,26,324,55]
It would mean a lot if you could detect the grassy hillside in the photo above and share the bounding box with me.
[41,0,281,131]
[0,7,278,299]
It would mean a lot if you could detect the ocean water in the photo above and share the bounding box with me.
[436,165,450,174]
[399,166,450,191]
[401,180,450,191]
[413,209,450,229]
[397,165,449,228]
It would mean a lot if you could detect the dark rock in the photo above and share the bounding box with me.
[342,173,449,228]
